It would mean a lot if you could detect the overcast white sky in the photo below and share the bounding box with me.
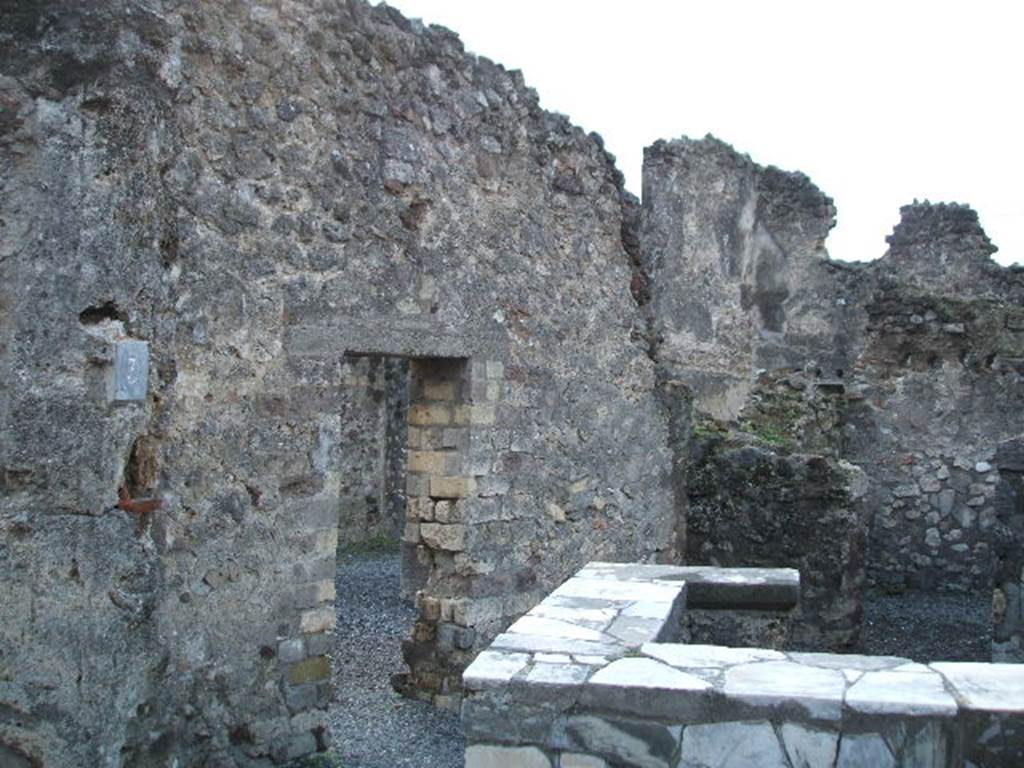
[376,0,1023,265]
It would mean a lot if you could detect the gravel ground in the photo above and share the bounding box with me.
[329,549,464,768]
[853,589,992,663]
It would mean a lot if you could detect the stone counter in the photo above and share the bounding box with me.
[461,562,1024,767]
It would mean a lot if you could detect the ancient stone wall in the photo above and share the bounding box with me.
[3,3,1022,766]
[0,2,673,765]
[993,437,1024,662]
[643,136,1024,597]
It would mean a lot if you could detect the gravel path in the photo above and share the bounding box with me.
[329,549,464,768]
[854,589,992,662]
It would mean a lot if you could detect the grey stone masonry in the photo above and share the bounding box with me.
[462,562,1024,767]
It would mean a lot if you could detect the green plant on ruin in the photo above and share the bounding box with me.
[338,533,401,556]
[692,417,728,441]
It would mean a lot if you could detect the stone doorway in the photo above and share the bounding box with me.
[327,354,472,764]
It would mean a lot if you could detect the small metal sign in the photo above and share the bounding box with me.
[112,340,149,402]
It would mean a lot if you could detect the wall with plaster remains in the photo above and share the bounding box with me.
[0,2,672,765]
[643,136,1024,598]
[2,3,1022,767]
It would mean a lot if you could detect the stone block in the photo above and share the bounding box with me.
[419,522,467,551]
[462,650,531,690]
[278,637,305,663]
[299,607,335,634]
[407,497,433,521]
[680,720,788,768]
[845,668,958,716]
[643,643,784,669]
[409,403,451,425]
[284,683,318,712]
[305,632,332,657]
[835,733,895,768]
[780,723,839,768]
[565,715,680,768]
[451,597,505,627]
[433,500,462,523]
[287,655,331,685]
[931,661,1024,711]
[465,744,550,768]
[314,579,335,603]
[313,527,338,554]
[485,361,504,379]
[430,475,476,499]
[722,660,846,720]
[523,662,591,687]
[418,594,441,621]
[408,450,451,475]
[453,404,497,425]
[423,380,459,401]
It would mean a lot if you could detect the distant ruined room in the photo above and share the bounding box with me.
[1,1,1023,766]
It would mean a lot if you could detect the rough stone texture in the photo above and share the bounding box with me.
[4,2,1023,766]
[992,437,1024,661]
[0,3,672,765]
[686,428,870,649]
[643,135,1024,602]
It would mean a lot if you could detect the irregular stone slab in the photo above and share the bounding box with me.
[524,662,592,687]
[621,600,677,620]
[551,577,683,604]
[465,744,552,768]
[565,715,680,768]
[903,721,951,768]
[575,562,688,581]
[723,661,847,720]
[931,662,1024,712]
[589,658,712,692]
[846,669,958,716]
[605,616,666,646]
[644,642,784,669]
[532,603,618,629]
[560,754,608,768]
[508,615,614,643]
[574,654,610,666]
[789,652,911,671]
[583,658,713,720]
[490,632,623,658]
[679,720,789,768]
[780,722,839,768]
[462,651,531,691]
[535,653,572,664]
[835,733,896,768]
